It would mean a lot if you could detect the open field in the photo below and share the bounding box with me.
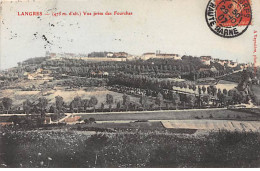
[72,119,260,133]
[75,108,260,121]
[0,86,139,109]
[162,120,260,132]
[252,85,260,103]
[168,79,237,95]
[213,80,237,90]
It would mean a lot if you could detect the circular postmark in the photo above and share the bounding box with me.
[205,0,252,38]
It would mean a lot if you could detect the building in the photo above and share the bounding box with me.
[200,56,211,65]
[64,116,81,124]
[199,66,218,72]
[88,52,106,57]
[156,53,181,60]
[44,117,52,124]
[142,53,156,60]
[200,56,212,60]
[227,62,238,68]
[113,52,128,58]
[106,52,114,57]
[0,122,13,126]
[142,52,181,60]
[199,67,210,72]
[210,66,218,72]
[212,58,220,62]
[218,60,225,66]
[103,72,109,76]
[64,53,76,57]
[26,68,53,80]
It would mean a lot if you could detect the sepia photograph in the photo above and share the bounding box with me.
[0,0,260,168]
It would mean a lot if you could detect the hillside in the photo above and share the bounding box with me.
[0,56,259,115]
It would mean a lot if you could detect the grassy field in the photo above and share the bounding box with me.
[70,119,260,133]
[0,128,259,168]
[0,86,139,109]
[76,108,260,121]
[168,79,237,95]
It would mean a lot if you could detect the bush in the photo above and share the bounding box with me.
[89,117,96,123]
[84,119,89,124]
[236,115,241,119]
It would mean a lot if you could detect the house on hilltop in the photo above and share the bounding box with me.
[142,52,181,60]
[156,53,181,60]
[113,52,128,58]
[200,56,211,65]
[106,52,114,57]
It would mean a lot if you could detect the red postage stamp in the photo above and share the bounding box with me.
[216,0,251,27]
[206,0,252,38]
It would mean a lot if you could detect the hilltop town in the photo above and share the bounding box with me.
[1,51,260,167]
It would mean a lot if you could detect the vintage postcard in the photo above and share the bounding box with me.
[0,0,260,168]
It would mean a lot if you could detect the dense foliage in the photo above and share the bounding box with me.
[0,130,259,168]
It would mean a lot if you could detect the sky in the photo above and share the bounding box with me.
[1,0,260,69]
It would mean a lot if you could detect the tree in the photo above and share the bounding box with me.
[74,96,82,112]
[180,82,184,89]
[217,88,222,94]
[23,99,32,114]
[228,90,234,97]
[187,94,196,108]
[218,93,227,106]
[100,103,105,112]
[70,96,82,113]
[139,95,148,110]
[202,86,206,94]
[106,94,114,112]
[122,94,130,111]
[217,89,222,103]
[82,99,89,111]
[207,86,211,95]
[183,83,187,89]
[49,105,55,113]
[89,96,98,112]
[202,95,210,106]
[2,97,12,114]
[108,104,112,112]
[38,97,48,117]
[89,117,96,123]
[55,96,64,115]
[171,92,180,109]
[232,90,243,104]
[192,85,197,91]
[116,102,121,111]
[198,86,202,95]
[155,92,164,109]
[106,94,114,104]
[223,88,228,95]
[84,119,90,124]
[212,86,217,96]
